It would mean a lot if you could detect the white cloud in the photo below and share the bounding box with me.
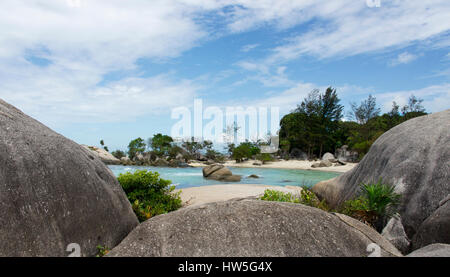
[1,0,449,126]
[375,84,450,113]
[0,62,198,125]
[228,82,449,116]
[390,52,418,66]
[269,1,450,61]
[241,44,259,52]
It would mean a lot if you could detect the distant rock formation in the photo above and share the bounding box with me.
[107,199,401,257]
[322,152,335,161]
[335,145,358,162]
[82,145,121,165]
[0,99,138,257]
[313,110,450,250]
[202,164,242,182]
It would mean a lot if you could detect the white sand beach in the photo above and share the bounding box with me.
[176,184,304,207]
[189,159,357,173]
[179,160,356,208]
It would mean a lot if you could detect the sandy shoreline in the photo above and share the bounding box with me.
[189,159,357,173]
[176,184,303,207]
[178,160,356,207]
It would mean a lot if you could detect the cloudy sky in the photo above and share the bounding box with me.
[1,0,449,150]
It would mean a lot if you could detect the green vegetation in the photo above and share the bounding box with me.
[231,141,260,162]
[255,153,274,164]
[100,139,109,152]
[118,170,182,222]
[279,87,344,159]
[260,187,329,211]
[127,137,146,160]
[280,90,427,160]
[96,245,110,257]
[111,150,126,159]
[148,133,173,157]
[260,180,400,231]
[205,149,225,162]
[260,189,300,203]
[340,179,401,231]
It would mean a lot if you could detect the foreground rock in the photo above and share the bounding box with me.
[406,244,450,257]
[313,110,450,246]
[202,164,242,182]
[0,99,138,257]
[107,199,401,257]
[412,200,450,250]
[381,217,410,254]
[82,145,121,165]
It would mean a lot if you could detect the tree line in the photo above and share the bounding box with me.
[279,87,427,160]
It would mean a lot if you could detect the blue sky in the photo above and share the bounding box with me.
[0,0,449,151]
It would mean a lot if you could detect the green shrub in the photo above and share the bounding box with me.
[299,186,330,211]
[231,141,260,162]
[96,245,110,257]
[340,179,400,230]
[118,170,182,222]
[111,150,126,159]
[255,153,274,164]
[260,189,300,203]
[127,137,146,160]
[205,149,225,162]
[260,187,329,211]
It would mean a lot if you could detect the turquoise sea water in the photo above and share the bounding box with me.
[108,165,340,189]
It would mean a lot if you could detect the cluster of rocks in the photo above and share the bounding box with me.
[0,99,448,257]
[312,110,450,254]
[82,145,121,165]
[113,149,216,168]
[125,154,190,168]
[335,145,359,162]
[202,164,242,182]
[311,153,347,168]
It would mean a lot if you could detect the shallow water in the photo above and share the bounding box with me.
[108,165,340,189]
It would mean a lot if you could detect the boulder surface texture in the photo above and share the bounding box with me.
[108,199,401,257]
[312,110,450,245]
[0,99,138,257]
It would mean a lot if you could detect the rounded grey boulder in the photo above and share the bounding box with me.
[406,243,450,257]
[312,110,450,241]
[0,99,138,257]
[202,164,242,182]
[107,199,401,257]
[412,200,450,250]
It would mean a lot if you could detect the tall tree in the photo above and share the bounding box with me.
[148,133,173,156]
[280,87,343,158]
[402,94,425,114]
[128,138,146,160]
[349,94,380,124]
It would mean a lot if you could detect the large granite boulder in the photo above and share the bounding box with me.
[412,199,450,250]
[406,244,450,257]
[312,110,450,241]
[82,145,120,165]
[107,199,401,257]
[0,99,138,257]
[202,164,242,182]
